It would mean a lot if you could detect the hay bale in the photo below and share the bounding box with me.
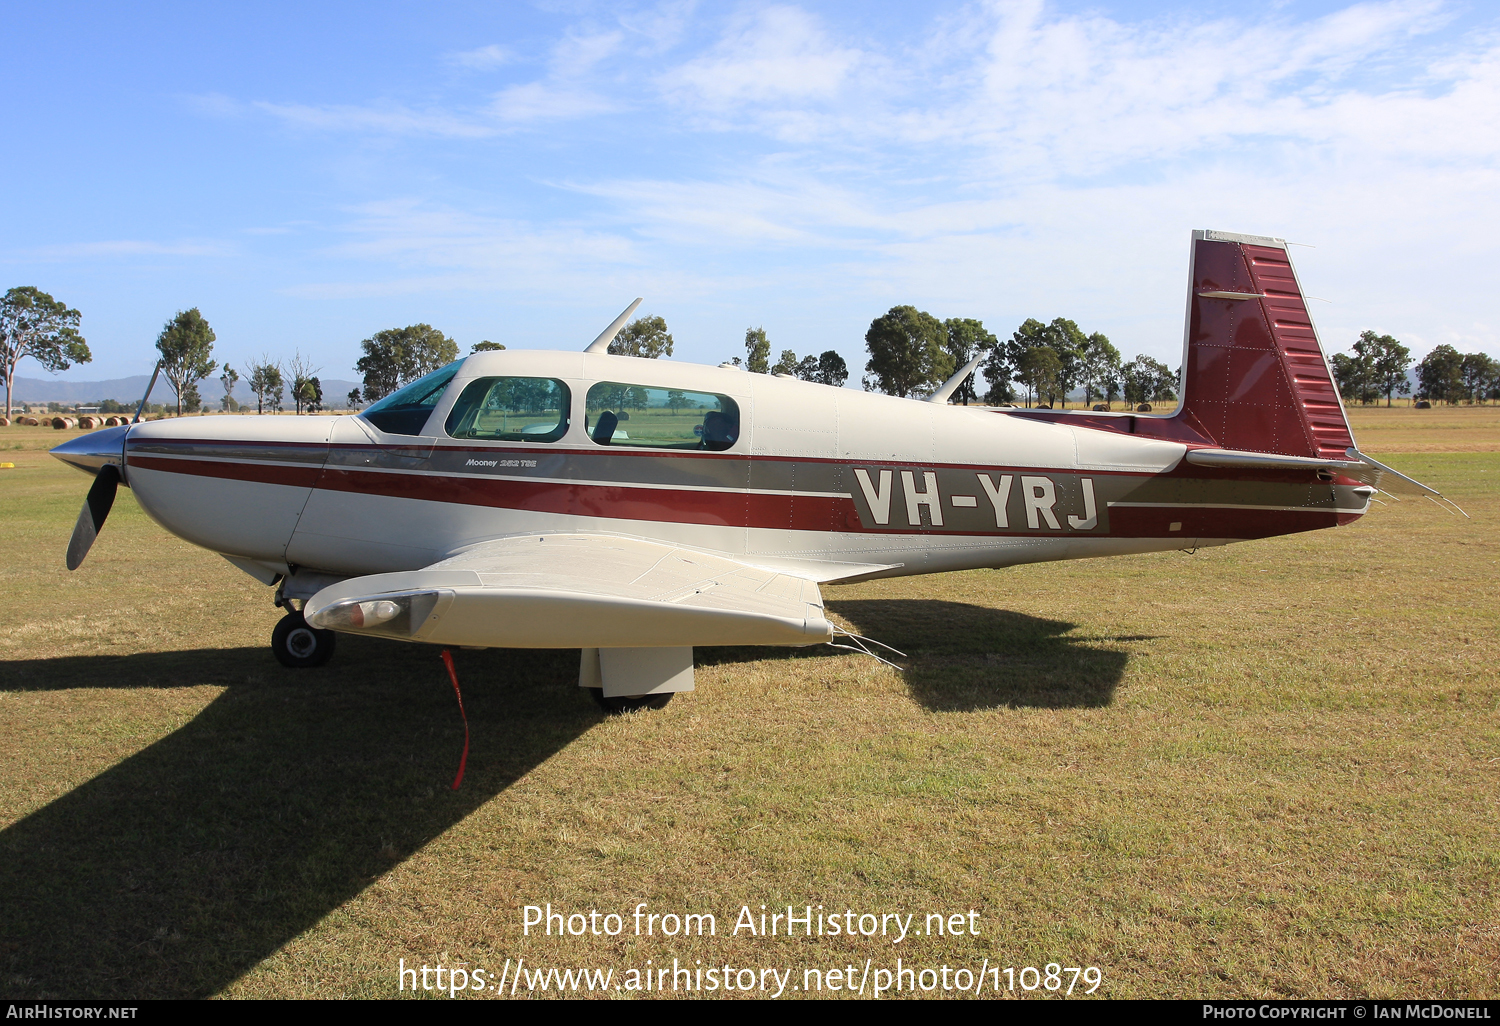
[1137,403,1153,412]
[77,416,96,429]
[20,416,39,426]
[51,416,75,429]
[0,417,9,427]
[1092,404,1109,412]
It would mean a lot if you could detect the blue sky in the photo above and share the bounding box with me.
[5,0,1498,384]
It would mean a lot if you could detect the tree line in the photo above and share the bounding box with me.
[150,310,328,417]
[5,285,1497,418]
[858,307,1175,409]
[1331,331,1499,406]
[720,326,849,386]
[0,289,338,417]
[590,316,851,387]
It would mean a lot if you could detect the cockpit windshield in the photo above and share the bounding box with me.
[359,361,463,435]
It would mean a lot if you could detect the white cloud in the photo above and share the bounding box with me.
[248,28,629,133]
[249,99,499,138]
[595,0,1499,357]
[285,199,641,296]
[18,239,230,260]
[928,0,1462,175]
[449,43,515,69]
[659,6,865,108]
[550,29,625,78]
[487,82,617,122]
[481,30,625,122]
[188,2,1500,360]
[617,0,696,54]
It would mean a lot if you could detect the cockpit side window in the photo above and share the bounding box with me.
[584,382,740,451]
[445,377,570,442]
[359,362,462,436]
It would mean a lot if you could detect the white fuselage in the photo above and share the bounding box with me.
[121,349,1366,589]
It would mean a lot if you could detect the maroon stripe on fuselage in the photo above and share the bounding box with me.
[1106,505,1339,539]
[129,450,1348,540]
[315,466,765,528]
[128,454,324,489]
[314,467,859,532]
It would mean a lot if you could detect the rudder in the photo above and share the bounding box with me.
[1178,230,1353,460]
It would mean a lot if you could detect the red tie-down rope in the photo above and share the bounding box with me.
[440,649,469,790]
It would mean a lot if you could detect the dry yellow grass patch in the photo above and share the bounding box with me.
[1347,405,1500,453]
[0,421,1495,1000]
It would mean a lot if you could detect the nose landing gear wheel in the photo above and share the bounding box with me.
[589,689,673,714]
[272,610,337,668]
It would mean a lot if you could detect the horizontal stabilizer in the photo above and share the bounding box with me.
[1184,448,1363,472]
[1184,446,1451,503]
[304,533,833,649]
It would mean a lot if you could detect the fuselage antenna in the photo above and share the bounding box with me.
[584,299,644,354]
[927,354,986,405]
[133,361,163,424]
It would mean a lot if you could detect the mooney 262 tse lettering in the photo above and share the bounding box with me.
[52,231,1447,711]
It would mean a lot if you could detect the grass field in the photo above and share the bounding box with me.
[1,407,1496,1000]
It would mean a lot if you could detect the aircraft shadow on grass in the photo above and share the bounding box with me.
[0,602,1134,998]
[0,639,590,999]
[702,598,1138,712]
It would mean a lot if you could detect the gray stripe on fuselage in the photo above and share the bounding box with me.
[417,445,756,491]
[1114,474,1355,512]
[129,440,328,464]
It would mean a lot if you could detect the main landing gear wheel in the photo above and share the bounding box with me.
[589,689,673,715]
[272,610,337,668]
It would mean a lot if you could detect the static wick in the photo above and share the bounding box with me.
[828,626,906,671]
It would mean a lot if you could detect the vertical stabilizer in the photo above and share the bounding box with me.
[1179,231,1353,460]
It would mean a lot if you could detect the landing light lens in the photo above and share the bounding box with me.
[311,598,403,631]
[358,600,401,626]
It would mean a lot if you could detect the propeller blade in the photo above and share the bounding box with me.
[66,464,119,570]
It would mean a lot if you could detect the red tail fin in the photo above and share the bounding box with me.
[1179,230,1353,460]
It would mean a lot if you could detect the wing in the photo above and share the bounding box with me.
[303,533,833,649]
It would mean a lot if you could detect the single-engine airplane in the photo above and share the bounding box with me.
[52,230,1449,711]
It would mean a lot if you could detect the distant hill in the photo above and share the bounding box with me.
[10,374,362,407]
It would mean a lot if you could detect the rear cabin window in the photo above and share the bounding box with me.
[445,377,570,442]
[584,382,740,451]
[359,363,461,436]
